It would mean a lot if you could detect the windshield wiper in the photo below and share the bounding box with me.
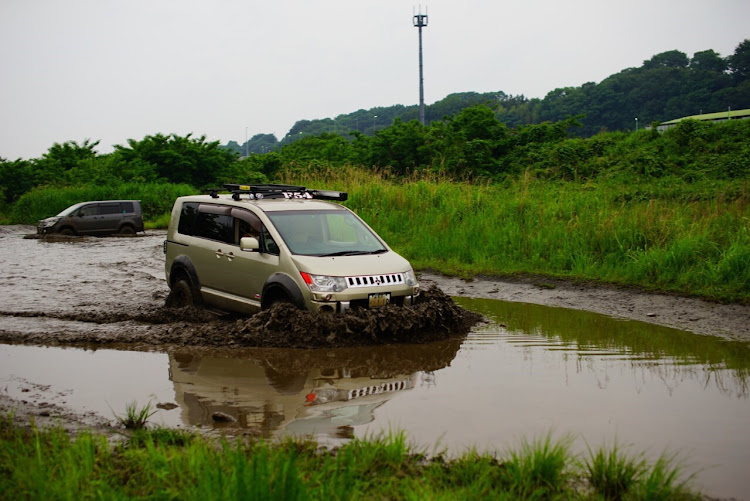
[320,249,387,257]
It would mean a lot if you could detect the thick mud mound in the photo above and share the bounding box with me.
[161,286,482,348]
[236,286,482,348]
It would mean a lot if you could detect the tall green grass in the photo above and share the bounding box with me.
[8,181,195,223]
[0,416,700,500]
[282,167,750,302]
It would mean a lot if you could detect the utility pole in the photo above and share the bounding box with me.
[413,7,428,125]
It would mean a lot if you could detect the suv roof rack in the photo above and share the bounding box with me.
[221,184,348,202]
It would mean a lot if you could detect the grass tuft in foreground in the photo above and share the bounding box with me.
[0,415,702,500]
[113,400,157,430]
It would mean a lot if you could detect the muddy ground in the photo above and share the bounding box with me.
[2,226,750,438]
[0,285,481,349]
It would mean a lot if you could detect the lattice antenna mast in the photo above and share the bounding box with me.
[413,7,428,125]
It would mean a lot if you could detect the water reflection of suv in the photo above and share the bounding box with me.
[164,184,419,314]
[37,200,144,236]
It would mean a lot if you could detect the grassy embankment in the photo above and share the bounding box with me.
[0,415,700,500]
[281,168,749,303]
[5,169,748,303]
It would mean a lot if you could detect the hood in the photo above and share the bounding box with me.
[291,251,412,276]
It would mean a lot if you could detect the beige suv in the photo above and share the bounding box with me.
[164,184,419,314]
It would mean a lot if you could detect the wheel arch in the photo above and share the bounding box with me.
[169,255,200,290]
[261,273,305,310]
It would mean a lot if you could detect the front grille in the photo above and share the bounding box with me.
[345,273,404,288]
[346,378,415,400]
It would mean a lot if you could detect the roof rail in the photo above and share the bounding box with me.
[222,184,348,202]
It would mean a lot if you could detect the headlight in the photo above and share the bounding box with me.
[300,272,348,293]
[42,217,61,227]
[403,268,418,287]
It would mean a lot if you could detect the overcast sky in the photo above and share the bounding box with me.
[1,0,748,160]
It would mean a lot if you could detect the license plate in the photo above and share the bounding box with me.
[369,292,391,308]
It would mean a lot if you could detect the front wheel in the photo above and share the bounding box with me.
[119,225,136,236]
[165,277,202,308]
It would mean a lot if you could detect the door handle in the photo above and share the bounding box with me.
[215,249,235,261]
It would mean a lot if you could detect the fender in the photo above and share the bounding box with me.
[170,255,201,290]
[262,272,305,310]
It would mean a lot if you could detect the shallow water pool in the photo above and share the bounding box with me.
[2,296,749,498]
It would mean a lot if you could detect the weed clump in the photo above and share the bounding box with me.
[114,401,157,430]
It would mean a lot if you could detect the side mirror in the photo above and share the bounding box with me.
[240,236,260,251]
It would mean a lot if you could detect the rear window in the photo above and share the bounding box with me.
[177,202,233,244]
[177,203,199,235]
[99,203,122,215]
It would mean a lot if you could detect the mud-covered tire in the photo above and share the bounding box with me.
[59,228,75,236]
[261,274,306,310]
[166,278,202,308]
[119,225,136,236]
[265,292,291,309]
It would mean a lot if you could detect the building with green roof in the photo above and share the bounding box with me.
[656,108,750,131]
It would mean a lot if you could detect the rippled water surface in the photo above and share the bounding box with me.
[1,229,749,499]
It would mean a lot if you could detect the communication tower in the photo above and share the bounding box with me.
[413,7,428,125]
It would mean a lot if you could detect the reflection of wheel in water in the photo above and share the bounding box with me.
[166,278,202,308]
[119,225,136,235]
[59,228,75,236]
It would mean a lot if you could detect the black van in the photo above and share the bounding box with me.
[37,200,144,236]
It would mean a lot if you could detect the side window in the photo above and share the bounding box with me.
[99,203,121,215]
[78,205,99,217]
[120,202,134,213]
[177,202,199,235]
[232,208,262,240]
[196,213,233,244]
[195,204,233,244]
[262,226,280,255]
[231,207,278,255]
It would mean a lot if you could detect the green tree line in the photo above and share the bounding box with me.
[2,111,748,221]
[222,39,749,154]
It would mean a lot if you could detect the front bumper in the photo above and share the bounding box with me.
[308,289,419,313]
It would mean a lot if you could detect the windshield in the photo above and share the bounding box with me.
[56,202,86,217]
[266,210,387,256]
